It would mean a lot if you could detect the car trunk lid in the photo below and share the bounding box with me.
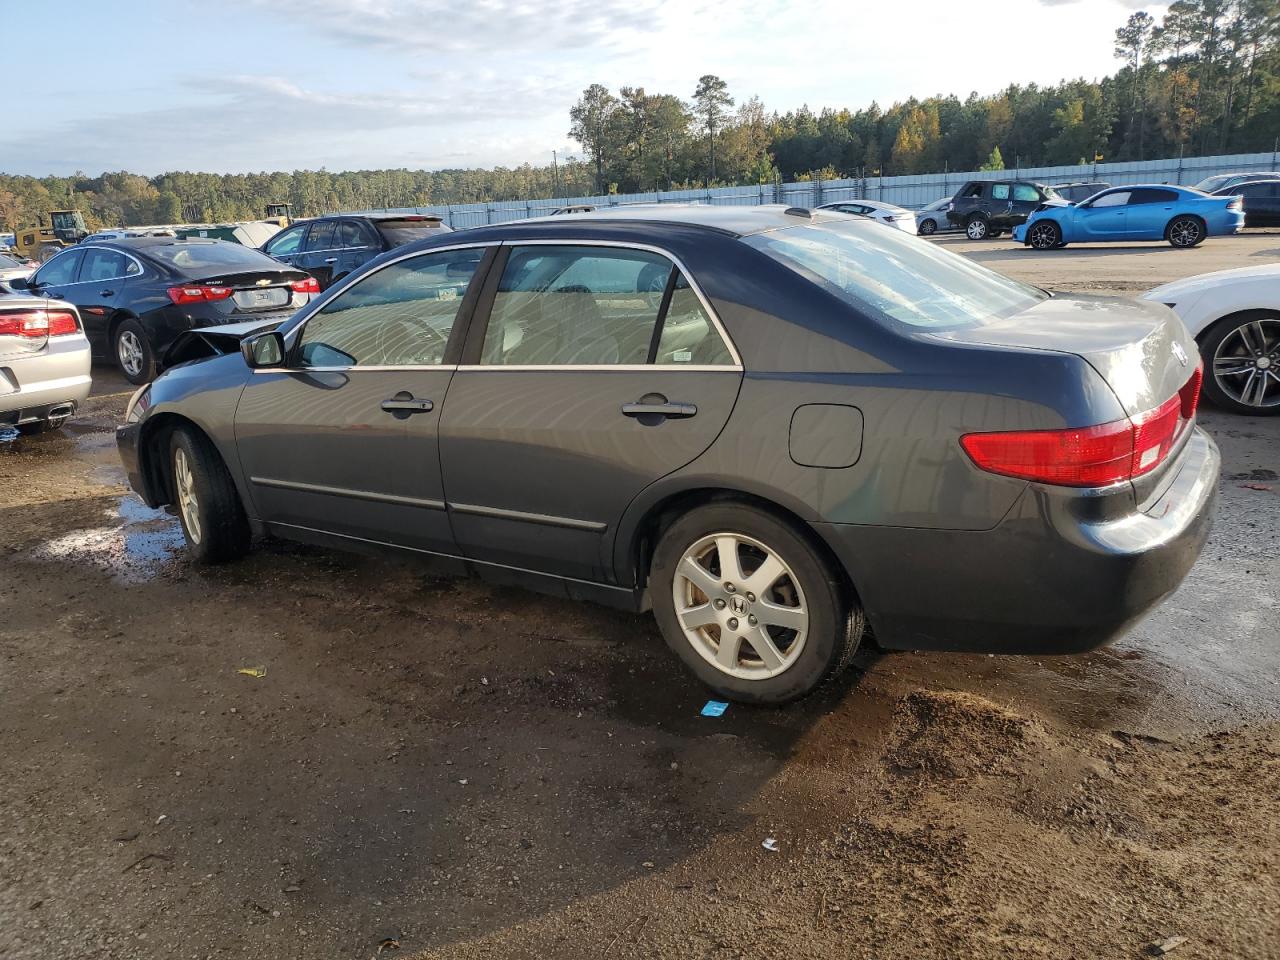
[195,268,309,312]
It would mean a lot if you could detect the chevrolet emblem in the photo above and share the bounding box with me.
[256,278,272,286]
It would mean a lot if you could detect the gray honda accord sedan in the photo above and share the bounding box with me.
[117,205,1218,704]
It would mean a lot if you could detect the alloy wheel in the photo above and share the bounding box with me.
[118,330,144,377]
[1170,218,1201,247]
[1213,317,1280,409]
[966,219,988,240]
[671,532,808,680]
[1028,223,1059,249]
[174,447,203,544]
[919,219,936,235]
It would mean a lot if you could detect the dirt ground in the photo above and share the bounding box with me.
[1,232,1278,960]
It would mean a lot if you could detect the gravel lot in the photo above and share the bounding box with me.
[1,231,1277,960]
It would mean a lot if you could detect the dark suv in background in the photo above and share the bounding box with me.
[947,179,1062,239]
[1211,177,1280,227]
[262,213,451,290]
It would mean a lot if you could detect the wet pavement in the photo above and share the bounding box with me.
[2,306,1279,957]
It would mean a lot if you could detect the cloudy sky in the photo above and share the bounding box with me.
[3,0,1157,176]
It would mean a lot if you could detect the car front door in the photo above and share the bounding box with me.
[439,242,743,584]
[28,247,85,312]
[1076,190,1130,239]
[262,223,309,270]
[232,245,494,556]
[74,246,140,354]
[1237,182,1280,227]
[1009,183,1042,224]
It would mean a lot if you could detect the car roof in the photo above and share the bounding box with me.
[306,212,445,223]
[516,203,849,238]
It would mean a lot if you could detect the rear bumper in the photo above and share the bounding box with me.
[0,336,92,425]
[816,427,1219,654]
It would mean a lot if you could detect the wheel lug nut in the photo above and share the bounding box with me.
[746,593,755,602]
[724,583,735,593]
[727,618,739,630]
[713,598,726,610]
[748,615,757,626]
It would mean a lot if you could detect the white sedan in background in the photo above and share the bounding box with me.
[1142,263,1280,415]
[817,199,918,234]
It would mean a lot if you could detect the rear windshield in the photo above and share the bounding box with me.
[146,241,281,272]
[0,254,22,268]
[744,219,1047,329]
[376,219,448,247]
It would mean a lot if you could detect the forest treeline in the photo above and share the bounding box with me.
[1,0,1276,231]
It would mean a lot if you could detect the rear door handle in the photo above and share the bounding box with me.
[100,289,114,297]
[381,393,434,414]
[621,400,697,419]
[323,257,337,263]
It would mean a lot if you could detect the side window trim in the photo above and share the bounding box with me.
[457,240,741,370]
[281,243,499,371]
[75,248,139,284]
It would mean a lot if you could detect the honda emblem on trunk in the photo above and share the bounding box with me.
[1172,342,1188,367]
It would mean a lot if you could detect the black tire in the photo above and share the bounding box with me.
[168,427,251,562]
[965,215,989,240]
[1167,215,1205,248]
[918,218,937,236]
[1197,312,1280,415]
[1027,220,1062,250]
[650,503,864,705]
[113,318,156,385]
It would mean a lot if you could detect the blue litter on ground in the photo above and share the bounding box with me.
[701,700,729,717]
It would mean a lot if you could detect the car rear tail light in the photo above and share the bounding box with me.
[0,309,79,338]
[1228,196,1243,210]
[290,276,320,294]
[166,284,234,305]
[961,370,1202,487]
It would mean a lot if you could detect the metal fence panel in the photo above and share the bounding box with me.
[354,150,1280,224]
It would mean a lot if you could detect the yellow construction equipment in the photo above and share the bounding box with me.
[13,210,89,261]
[263,203,292,227]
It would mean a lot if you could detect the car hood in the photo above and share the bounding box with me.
[1142,262,1280,303]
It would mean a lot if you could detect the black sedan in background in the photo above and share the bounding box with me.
[260,213,451,290]
[1212,177,1280,227]
[11,238,316,383]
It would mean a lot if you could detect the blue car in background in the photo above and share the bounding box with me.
[1013,184,1245,250]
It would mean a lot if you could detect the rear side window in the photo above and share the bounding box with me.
[339,220,375,248]
[1012,184,1040,201]
[744,220,1046,330]
[479,245,731,366]
[1240,182,1277,198]
[1130,188,1179,204]
[297,248,484,368]
[376,218,449,247]
[80,248,131,282]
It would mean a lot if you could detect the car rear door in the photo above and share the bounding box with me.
[1009,183,1042,224]
[1124,187,1178,239]
[335,219,379,284]
[296,220,340,289]
[1238,181,1280,226]
[439,242,742,583]
[233,245,494,556]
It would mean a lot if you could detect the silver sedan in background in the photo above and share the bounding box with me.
[0,297,92,435]
[914,197,956,235]
[0,252,38,293]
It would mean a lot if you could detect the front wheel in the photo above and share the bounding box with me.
[1167,215,1205,248]
[965,216,989,240]
[114,318,156,385]
[918,218,937,236]
[1027,220,1062,250]
[169,428,252,562]
[650,504,864,704]
[1199,313,1280,414]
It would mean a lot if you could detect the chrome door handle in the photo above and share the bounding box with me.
[381,394,434,414]
[323,257,338,263]
[622,400,697,419]
[100,289,115,297]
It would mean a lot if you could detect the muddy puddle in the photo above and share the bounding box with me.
[28,494,183,583]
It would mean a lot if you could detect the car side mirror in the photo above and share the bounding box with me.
[241,331,285,368]
[8,276,30,290]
